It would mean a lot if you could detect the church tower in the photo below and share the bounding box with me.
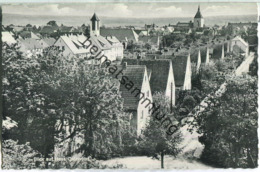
[90,13,100,36]
[194,6,204,28]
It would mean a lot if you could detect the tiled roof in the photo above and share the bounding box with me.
[88,35,112,50]
[42,38,56,46]
[19,38,43,50]
[118,65,146,110]
[105,36,121,44]
[171,55,188,87]
[100,28,138,42]
[60,35,89,54]
[121,59,172,94]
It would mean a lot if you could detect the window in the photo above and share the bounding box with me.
[147,91,149,97]
[62,46,65,50]
[141,111,144,119]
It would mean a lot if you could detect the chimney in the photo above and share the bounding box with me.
[123,62,127,68]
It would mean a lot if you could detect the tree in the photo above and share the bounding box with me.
[2,140,43,169]
[2,117,44,169]
[138,92,182,168]
[47,20,58,27]
[54,62,129,159]
[2,44,129,164]
[194,75,258,168]
[2,44,63,162]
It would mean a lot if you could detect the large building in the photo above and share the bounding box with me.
[193,6,204,29]
[170,6,204,30]
[54,13,124,62]
[89,13,124,61]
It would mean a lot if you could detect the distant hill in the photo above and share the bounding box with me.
[3,13,258,27]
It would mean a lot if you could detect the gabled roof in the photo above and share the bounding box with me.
[42,38,56,46]
[59,35,89,54]
[171,55,189,87]
[232,36,249,47]
[18,38,43,50]
[91,13,100,21]
[88,35,112,50]
[121,59,172,94]
[19,31,40,39]
[105,36,121,44]
[194,6,203,18]
[134,30,142,34]
[2,31,17,44]
[118,65,146,110]
[100,28,138,42]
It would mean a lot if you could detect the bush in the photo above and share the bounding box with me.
[2,139,44,169]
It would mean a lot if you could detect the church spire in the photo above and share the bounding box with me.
[194,5,203,18]
[90,13,100,36]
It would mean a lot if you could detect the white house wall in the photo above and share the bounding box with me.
[183,54,192,90]
[137,68,153,136]
[165,62,176,106]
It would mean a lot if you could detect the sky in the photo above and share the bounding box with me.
[2,2,258,18]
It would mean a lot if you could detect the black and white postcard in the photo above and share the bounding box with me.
[1,0,259,170]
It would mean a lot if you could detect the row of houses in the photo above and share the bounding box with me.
[2,31,56,57]
[117,35,250,136]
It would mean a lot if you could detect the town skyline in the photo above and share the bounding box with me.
[2,3,257,18]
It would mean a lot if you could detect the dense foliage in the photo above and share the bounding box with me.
[2,43,129,168]
[194,75,258,168]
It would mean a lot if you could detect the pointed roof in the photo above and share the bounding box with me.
[194,6,203,18]
[118,65,147,110]
[121,59,172,94]
[171,55,189,87]
[91,13,100,21]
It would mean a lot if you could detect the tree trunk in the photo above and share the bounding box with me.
[161,151,164,169]
[89,123,94,157]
